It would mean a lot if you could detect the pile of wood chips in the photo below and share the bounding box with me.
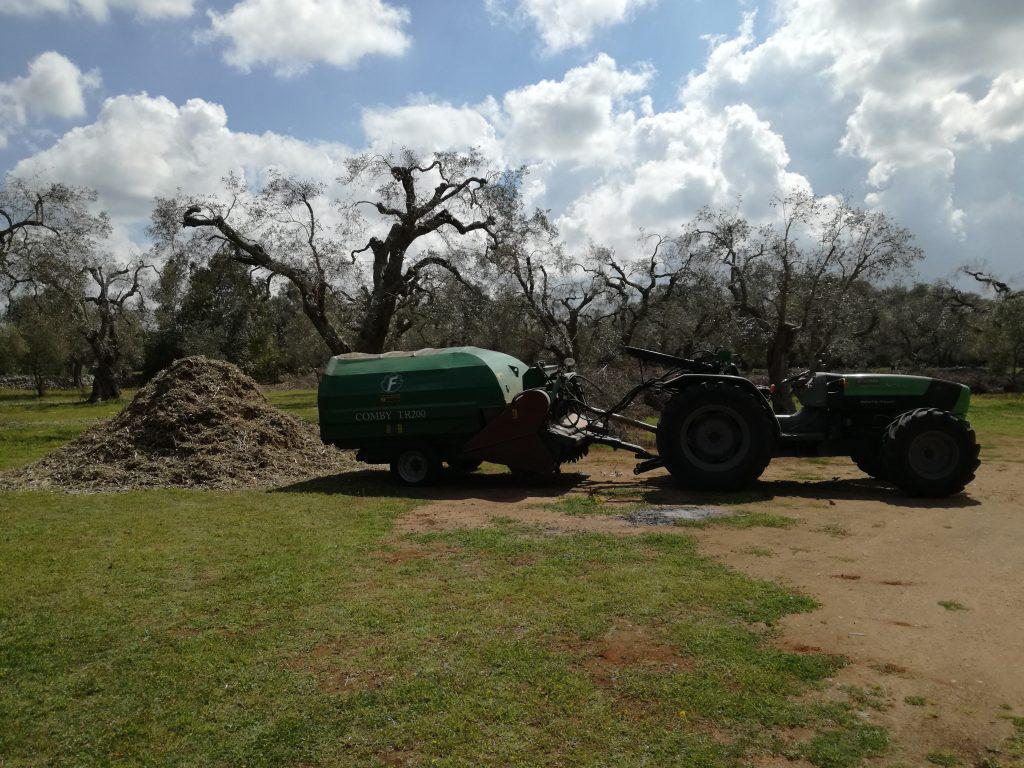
[4,356,353,491]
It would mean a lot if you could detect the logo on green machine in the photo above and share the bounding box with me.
[381,374,404,393]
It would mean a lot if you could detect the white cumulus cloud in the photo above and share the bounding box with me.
[557,103,810,248]
[204,0,411,77]
[502,54,652,166]
[10,51,807,264]
[353,54,809,253]
[0,52,100,149]
[361,56,654,169]
[680,0,1024,274]
[12,93,351,227]
[362,99,502,160]
[493,0,656,53]
[0,0,193,21]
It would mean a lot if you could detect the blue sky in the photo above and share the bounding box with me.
[0,1,749,149]
[1,0,1022,280]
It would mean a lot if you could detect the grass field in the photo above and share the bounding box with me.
[2,389,1020,767]
[958,392,1024,438]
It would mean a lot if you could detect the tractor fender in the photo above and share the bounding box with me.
[660,374,781,438]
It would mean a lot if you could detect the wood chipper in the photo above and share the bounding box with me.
[318,345,980,497]
[315,348,614,487]
[316,347,645,485]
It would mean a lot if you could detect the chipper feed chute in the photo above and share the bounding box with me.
[460,389,561,475]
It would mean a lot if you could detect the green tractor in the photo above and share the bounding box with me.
[316,345,980,497]
[630,347,981,497]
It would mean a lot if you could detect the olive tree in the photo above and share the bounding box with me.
[2,178,150,402]
[587,233,718,359]
[690,192,922,411]
[875,283,979,369]
[178,149,498,355]
[964,269,1024,389]
[1,292,72,396]
[487,204,607,363]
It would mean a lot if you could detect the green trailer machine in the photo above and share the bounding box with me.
[318,345,980,497]
[317,347,598,486]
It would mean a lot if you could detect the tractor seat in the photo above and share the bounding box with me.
[794,372,844,409]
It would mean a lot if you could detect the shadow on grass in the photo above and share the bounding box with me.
[276,465,979,509]
[274,467,589,503]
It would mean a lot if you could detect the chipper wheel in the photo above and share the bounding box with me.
[881,408,980,497]
[390,443,443,487]
[657,382,775,490]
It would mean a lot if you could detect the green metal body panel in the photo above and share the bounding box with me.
[317,347,528,451]
[837,374,970,416]
[841,374,932,398]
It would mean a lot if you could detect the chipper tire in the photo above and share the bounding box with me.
[657,382,775,491]
[390,443,443,487]
[882,408,980,497]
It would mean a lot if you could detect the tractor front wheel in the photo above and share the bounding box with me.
[882,409,980,497]
[390,444,442,487]
[852,446,893,482]
[657,382,775,490]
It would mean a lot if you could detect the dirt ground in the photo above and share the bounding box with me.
[396,443,1024,765]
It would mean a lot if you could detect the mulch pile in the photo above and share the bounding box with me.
[4,356,354,491]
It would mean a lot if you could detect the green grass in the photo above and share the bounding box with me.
[926,750,961,766]
[9,387,1019,765]
[998,716,1024,767]
[544,493,607,516]
[903,695,927,706]
[262,388,322,422]
[0,389,129,471]
[0,487,893,767]
[938,600,968,612]
[798,725,888,768]
[678,511,798,530]
[964,393,1024,439]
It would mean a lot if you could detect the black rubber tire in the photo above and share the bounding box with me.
[389,444,442,487]
[656,382,776,490]
[882,408,980,497]
[852,446,893,482]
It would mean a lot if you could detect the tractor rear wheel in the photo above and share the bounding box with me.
[882,408,980,497]
[390,443,442,487]
[657,382,775,490]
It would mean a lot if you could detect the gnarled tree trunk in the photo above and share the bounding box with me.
[89,352,121,403]
[767,323,796,414]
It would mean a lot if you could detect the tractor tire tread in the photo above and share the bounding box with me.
[657,381,775,491]
[882,407,980,497]
[852,449,892,482]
